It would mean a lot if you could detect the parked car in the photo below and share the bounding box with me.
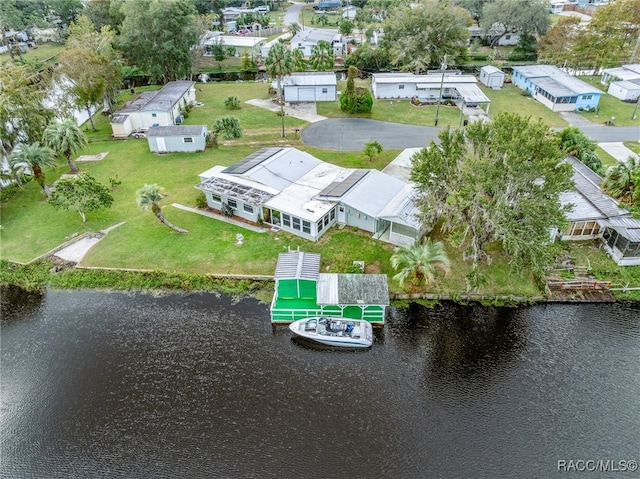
[132,128,148,139]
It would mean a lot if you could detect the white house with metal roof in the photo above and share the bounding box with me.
[196,147,420,245]
[600,64,640,85]
[371,72,491,111]
[110,81,196,138]
[290,28,345,56]
[511,65,603,112]
[277,72,337,102]
[560,156,640,266]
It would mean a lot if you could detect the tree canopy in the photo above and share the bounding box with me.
[309,40,335,71]
[411,113,574,273]
[48,173,114,223]
[0,64,54,156]
[117,0,198,83]
[381,0,472,72]
[480,0,550,47]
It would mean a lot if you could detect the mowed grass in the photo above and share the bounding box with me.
[0,42,65,65]
[479,83,569,127]
[576,76,640,127]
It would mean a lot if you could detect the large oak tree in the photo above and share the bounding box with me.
[411,113,574,274]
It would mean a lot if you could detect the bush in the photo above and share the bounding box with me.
[0,183,21,203]
[340,87,373,113]
[224,96,241,110]
[213,116,242,140]
[195,191,207,208]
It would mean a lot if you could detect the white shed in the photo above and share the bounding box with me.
[607,80,640,102]
[479,65,505,89]
[277,72,337,102]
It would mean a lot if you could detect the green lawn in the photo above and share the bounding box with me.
[0,42,64,66]
[595,146,619,170]
[3,79,638,298]
[480,83,569,127]
[576,76,640,127]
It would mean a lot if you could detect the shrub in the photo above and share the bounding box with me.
[195,191,207,208]
[224,96,241,110]
[340,87,373,113]
[213,116,242,140]
[0,183,21,203]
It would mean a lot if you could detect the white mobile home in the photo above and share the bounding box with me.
[110,81,196,138]
[607,81,640,102]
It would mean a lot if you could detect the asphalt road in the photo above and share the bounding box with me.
[301,118,441,150]
[301,119,639,151]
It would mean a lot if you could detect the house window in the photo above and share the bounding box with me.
[330,209,335,221]
[212,194,221,203]
[399,84,404,89]
[282,214,291,227]
[302,220,311,234]
[152,113,157,117]
[582,95,593,100]
[183,137,194,143]
[292,217,301,231]
[323,214,329,227]
[243,204,254,214]
[317,220,323,232]
[505,35,511,40]
[322,88,328,94]
[227,199,237,209]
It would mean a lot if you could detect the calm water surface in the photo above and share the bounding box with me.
[1,288,639,478]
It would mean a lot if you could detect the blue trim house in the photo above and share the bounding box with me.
[511,65,603,112]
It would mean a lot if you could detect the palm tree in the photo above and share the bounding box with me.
[291,48,307,72]
[390,240,451,289]
[288,22,302,36]
[265,41,294,137]
[136,184,189,233]
[602,156,640,204]
[8,143,57,197]
[43,119,88,174]
[309,40,335,71]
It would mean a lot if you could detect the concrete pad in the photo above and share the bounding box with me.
[54,236,101,262]
[246,98,327,123]
[76,152,109,162]
[598,142,639,164]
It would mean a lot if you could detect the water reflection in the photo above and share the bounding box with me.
[0,285,44,322]
[1,289,638,479]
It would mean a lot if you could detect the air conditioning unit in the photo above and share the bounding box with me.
[175,115,184,125]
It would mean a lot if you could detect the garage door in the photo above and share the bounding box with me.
[298,88,316,102]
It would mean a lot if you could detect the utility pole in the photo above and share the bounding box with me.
[434,54,447,127]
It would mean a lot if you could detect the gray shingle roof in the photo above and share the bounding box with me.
[316,273,389,305]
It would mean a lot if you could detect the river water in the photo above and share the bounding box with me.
[1,288,639,478]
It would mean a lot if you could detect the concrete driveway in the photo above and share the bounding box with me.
[302,118,440,150]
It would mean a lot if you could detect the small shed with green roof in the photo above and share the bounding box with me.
[270,251,388,324]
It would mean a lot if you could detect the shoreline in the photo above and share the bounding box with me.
[2,259,635,306]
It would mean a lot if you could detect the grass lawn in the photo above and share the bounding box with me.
[479,84,569,127]
[0,42,65,66]
[2,79,637,299]
[624,142,640,155]
[576,76,640,127]
[595,146,619,170]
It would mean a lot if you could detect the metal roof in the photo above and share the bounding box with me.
[562,156,629,220]
[147,125,207,137]
[144,81,195,111]
[224,148,323,190]
[316,273,389,305]
[453,84,491,104]
[377,184,421,228]
[602,64,640,81]
[604,217,640,242]
[274,252,320,280]
[282,72,337,87]
[115,91,158,114]
[340,170,410,218]
[110,115,129,124]
[374,73,478,85]
[382,148,422,183]
[264,162,346,222]
[481,65,504,75]
[318,169,368,198]
[291,28,342,45]
[223,148,283,175]
[512,65,603,95]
